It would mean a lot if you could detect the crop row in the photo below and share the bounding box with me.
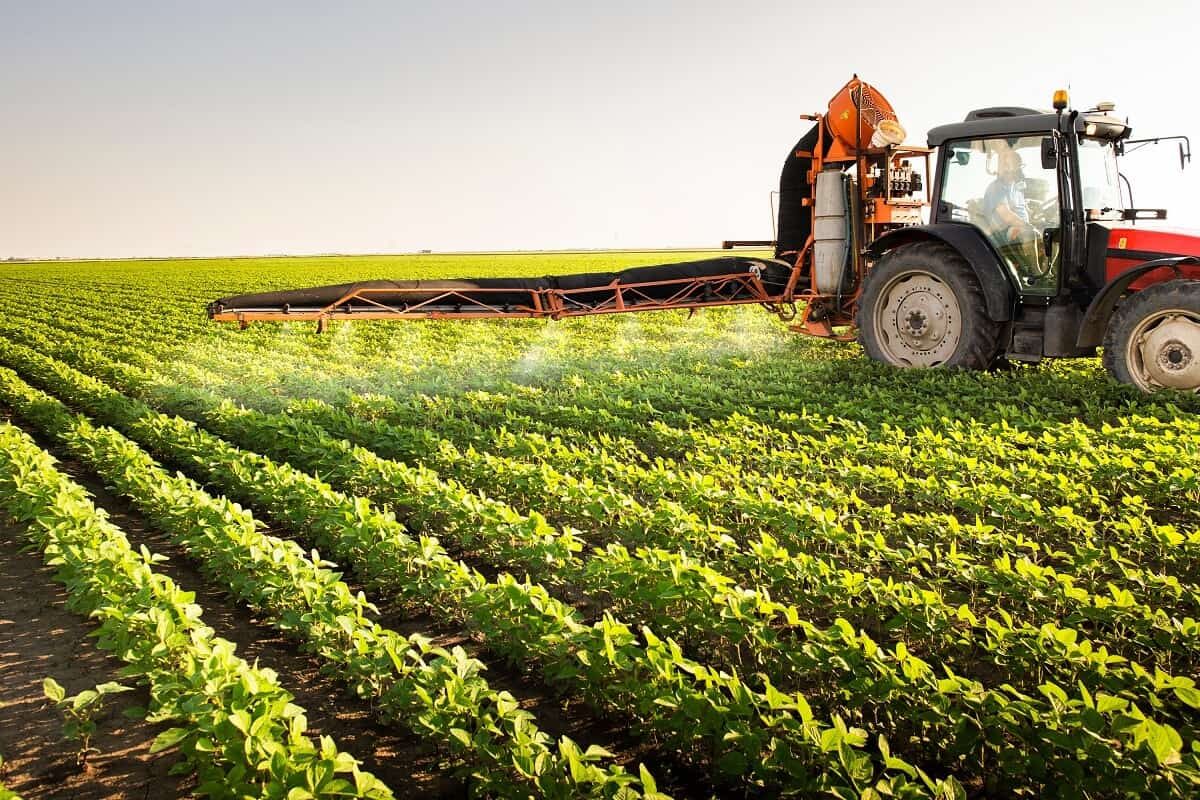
[0,366,652,799]
[6,270,1200,789]
[3,280,1195,439]
[9,318,1200,695]
[2,302,1192,536]
[35,330,1200,683]
[15,331,1198,682]
[3,294,1195,565]
[0,335,961,797]
[418,397,1196,523]
[5,339,1200,796]
[0,275,764,404]
[10,306,1196,606]
[316,381,1197,525]
[0,420,395,799]
[184,386,1200,702]
[52,322,1200,628]
[6,316,1195,643]
[277,392,1200,613]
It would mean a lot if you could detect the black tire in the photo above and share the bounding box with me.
[857,241,1002,370]
[1102,279,1200,392]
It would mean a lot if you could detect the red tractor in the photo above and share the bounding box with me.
[210,78,1199,392]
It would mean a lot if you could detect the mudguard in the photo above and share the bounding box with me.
[866,223,1016,322]
[1076,256,1200,348]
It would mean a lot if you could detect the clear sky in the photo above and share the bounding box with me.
[3,0,1197,259]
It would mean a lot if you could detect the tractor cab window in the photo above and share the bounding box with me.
[1078,138,1123,220]
[940,135,1061,293]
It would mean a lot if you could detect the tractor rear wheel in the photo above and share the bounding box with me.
[858,241,1001,370]
[1103,279,1200,392]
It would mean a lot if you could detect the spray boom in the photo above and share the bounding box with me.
[208,76,931,342]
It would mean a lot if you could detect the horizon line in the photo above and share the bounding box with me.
[1,244,773,265]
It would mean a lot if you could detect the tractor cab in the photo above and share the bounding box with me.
[864,91,1200,390]
[928,104,1134,300]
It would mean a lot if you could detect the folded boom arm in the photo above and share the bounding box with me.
[208,257,796,330]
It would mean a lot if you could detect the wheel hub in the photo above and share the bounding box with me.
[1134,313,1200,391]
[896,293,947,346]
[875,272,960,366]
[905,309,928,335]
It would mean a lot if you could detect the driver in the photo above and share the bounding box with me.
[983,149,1033,242]
[982,149,1042,274]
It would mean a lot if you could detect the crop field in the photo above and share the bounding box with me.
[0,251,1198,799]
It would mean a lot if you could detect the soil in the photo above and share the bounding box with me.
[0,525,191,799]
[0,448,463,798]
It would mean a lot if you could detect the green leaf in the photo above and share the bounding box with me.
[94,681,132,696]
[70,689,99,710]
[582,744,614,760]
[229,708,253,735]
[1146,722,1183,766]
[495,695,519,717]
[448,728,472,749]
[1095,692,1127,714]
[937,777,968,800]
[150,727,191,753]
[1173,685,1200,710]
[638,763,658,793]
[42,677,65,704]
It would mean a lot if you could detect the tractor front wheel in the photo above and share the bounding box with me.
[858,242,1001,370]
[1103,279,1200,392]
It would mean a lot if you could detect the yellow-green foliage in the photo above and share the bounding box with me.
[1,252,1199,798]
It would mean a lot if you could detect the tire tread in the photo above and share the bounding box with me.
[857,241,1001,370]
[1102,278,1200,390]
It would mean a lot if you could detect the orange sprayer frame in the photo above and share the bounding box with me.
[777,108,933,339]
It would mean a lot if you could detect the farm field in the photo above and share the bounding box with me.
[0,251,1198,799]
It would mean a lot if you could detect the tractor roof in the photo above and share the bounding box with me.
[928,108,1060,147]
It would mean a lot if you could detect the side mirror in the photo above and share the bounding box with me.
[1041,137,1058,170]
[1182,142,1189,171]
[954,150,971,166]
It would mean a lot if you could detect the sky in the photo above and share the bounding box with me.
[2,0,1198,259]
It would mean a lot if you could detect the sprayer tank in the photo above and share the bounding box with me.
[813,170,853,294]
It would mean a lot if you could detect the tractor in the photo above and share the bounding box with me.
[209,77,1199,392]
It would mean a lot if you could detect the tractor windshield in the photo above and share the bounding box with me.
[1077,138,1123,218]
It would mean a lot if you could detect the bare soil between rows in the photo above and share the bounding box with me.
[0,525,192,799]
[0,438,463,798]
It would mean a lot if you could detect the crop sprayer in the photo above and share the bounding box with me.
[209,77,1200,392]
